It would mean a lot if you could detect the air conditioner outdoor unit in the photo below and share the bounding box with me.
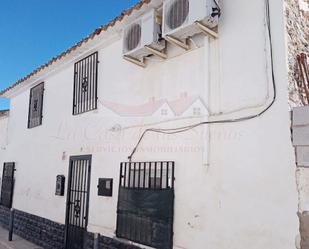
[163,0,220,40]
[123,9,165,60]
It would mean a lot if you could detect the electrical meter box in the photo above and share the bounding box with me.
[55,175,65,196]
[98,178,113,197]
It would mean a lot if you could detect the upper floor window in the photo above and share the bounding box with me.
[73,52,98,115]
[28,82,44,129]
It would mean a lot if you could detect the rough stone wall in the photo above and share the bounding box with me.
[284,0,309,106]
[0,205,10,230]
[0,206,141,249]
[293,106,309,249]
[299,212,309,249]
[13,209,64,249]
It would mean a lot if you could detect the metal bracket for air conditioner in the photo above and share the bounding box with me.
[165,35,190,50]
[195,21,219,39]
[123,55,146,68]
[144,45,167,59]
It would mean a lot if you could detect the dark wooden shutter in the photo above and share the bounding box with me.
[73,52,98,115]
[0,162,15,208]
[28,82,44,128]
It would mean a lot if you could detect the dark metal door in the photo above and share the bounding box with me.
[65,155,92,249]
[116,161,175,249]
[0,162,15,208]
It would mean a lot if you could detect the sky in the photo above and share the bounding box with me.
[0,0,140,110]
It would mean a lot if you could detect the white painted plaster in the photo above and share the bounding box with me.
[0,0,299,248]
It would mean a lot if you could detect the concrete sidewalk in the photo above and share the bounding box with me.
[0,226,42,249]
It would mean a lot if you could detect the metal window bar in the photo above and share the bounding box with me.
[73,52,98,115]
[0,163,15,208]
[28,83,44,129]
[119,161,174,190]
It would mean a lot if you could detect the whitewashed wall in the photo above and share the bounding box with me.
[0,114,8,167]
[1,0,299,249]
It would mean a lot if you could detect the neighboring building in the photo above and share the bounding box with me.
[285,0,309,106]
[285,0,309,248]
[0,0,307,249]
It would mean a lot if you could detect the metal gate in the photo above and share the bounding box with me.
[116,161,175,249]
[65,155,92,249]
[0,162,15,208]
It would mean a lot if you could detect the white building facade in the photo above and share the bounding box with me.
[0,0,303,249]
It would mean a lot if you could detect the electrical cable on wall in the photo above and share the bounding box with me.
[213,0,221,17]
[128,0,276,162]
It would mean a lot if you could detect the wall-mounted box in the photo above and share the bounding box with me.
[55,175,65,196]
[97,178,113,197]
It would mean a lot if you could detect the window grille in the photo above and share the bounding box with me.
[120,161,174,189]
[73,52,98,115]
[0,163,15,208]
[116,161,175,249]
[28,82,44,128]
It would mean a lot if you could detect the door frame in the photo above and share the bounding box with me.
[64,155,92,249]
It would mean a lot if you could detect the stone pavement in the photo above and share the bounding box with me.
[0,226,42,249]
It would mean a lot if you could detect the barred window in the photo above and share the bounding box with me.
[73,52,98,115]
[0,162,15,208]
[126,165,173,189]
[28,83,44,129]
[116,161,175,249]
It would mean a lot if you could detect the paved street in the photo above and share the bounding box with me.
[0,226,41,249]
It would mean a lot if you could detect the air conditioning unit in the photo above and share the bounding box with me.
[123,9,165,60]
[163,0,220,39]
